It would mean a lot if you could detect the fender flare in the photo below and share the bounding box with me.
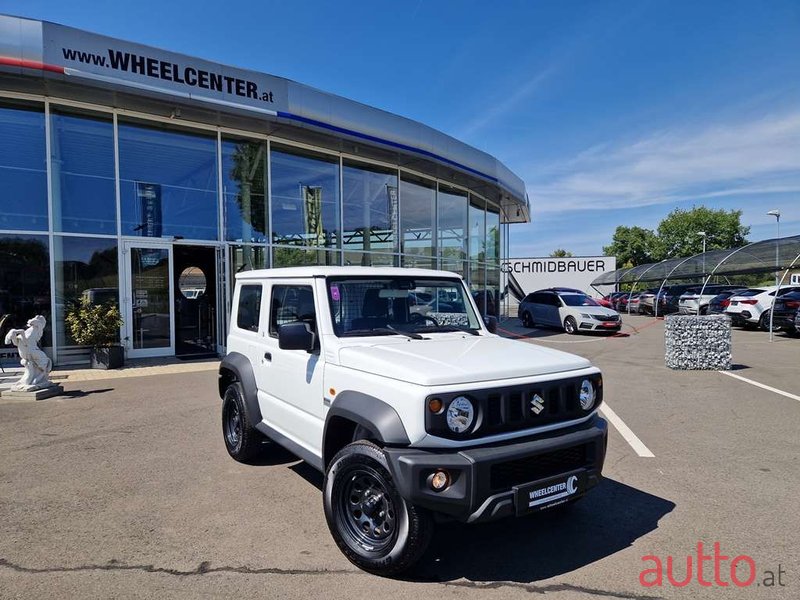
[323,391,410,464]
[218,352,262,424]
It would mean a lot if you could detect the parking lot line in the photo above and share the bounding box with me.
[598,402,655,458]
[719,370,800,403]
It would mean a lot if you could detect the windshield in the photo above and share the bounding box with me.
[327,276,482,337]
[560,293,600,307]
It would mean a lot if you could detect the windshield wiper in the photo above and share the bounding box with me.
[344,326,425,340]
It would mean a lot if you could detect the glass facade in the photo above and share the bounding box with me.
[0,96,508,362]
[0,102,48,232]
[119,120,218,240]
[53,236,119,347]
[51,109,116,234]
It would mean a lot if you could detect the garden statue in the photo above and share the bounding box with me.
[4,315,55,392]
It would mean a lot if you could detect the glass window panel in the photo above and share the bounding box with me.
[272,246,338,267]
[440,258,467,279]
[344,251,397,267]
[50,109,116,234]
[486,208,500,263]
[236,285,263,332]
[230,244,267,275]
[469,200,486,262]
[342,159,397,253]
[53,236,119,347]
[119,121,218,240]
[222,137,267,243]
[0,234,51,350]
[401,255,437,269]
[400,173,435,256]
[437,184,467,262]
[270,144,339,248]
[0,102,47,231]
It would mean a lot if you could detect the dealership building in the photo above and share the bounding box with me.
[0,15,529,364]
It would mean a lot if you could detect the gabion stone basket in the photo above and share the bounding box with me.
[665,315,732,371]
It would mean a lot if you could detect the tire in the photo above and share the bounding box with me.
[221,381,264,462]
[323,441,433,576]
[520,311,533,328]
[759,311,777,332]
[699,305,708,316]
[564,316,578,335]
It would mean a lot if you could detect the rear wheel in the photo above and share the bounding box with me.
[323,441,433,575]
[222,382,264,462]
[564,316,578,335]
[759,311,779,332]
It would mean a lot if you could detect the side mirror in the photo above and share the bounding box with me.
[483,315,498,334]
[278,322,315,352]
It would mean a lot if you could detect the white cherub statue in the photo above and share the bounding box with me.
[4,315,55,392]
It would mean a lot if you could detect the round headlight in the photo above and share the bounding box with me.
[579,379,596,410]
[446,396,475,433]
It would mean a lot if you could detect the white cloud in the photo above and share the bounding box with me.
[524,110,800,214]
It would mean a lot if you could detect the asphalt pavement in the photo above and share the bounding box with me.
[1,315,798,599]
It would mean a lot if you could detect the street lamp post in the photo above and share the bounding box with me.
[697,231,707,275]
[767,210,781,285]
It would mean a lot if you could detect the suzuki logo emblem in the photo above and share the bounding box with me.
[531,394,545,415]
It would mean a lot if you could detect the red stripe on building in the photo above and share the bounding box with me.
[0,56,65,74]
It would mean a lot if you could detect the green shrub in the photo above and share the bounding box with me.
[65,297,123,348]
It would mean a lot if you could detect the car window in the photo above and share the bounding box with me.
[523,293,536,303]
[269,285,316,337]
[559,293,599,307]
[236,284,263,332]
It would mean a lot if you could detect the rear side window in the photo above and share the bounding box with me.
[236,285,263,332]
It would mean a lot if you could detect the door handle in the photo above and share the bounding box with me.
[264,352,272,361]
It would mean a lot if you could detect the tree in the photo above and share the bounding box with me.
[653,207,750,260]
[602,226,657,267]
[549,249,574,257]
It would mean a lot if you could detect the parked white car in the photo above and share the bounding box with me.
[725,286,800,329]
[518,289,622,334]
[678,284,742,315]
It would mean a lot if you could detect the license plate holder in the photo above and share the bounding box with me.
[513,469,586,515]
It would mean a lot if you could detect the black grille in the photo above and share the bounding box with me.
[595,314,619,322]
[490,444,587,490]
[425,374,601,440]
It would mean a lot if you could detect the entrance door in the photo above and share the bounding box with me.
[124,242,175,358]
[173,245,217,357]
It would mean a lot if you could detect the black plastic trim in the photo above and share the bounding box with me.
[323,391,410,464]
[219,352,262,425]
[255,422,324,472]
[383,415,608,522]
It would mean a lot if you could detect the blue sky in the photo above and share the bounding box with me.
[6,0,799,257]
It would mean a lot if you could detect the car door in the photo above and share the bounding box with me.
[259,280,326,457]
[542,292,561,326]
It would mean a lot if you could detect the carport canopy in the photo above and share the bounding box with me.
[592,234,800,286]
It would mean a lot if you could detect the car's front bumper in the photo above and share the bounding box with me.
[383,415,608,523]
[578,319,622,332]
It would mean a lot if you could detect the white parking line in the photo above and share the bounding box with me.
[719,371,800,403]
[599,402,655,458]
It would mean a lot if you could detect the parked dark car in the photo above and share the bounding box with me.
[656,284,702,315]
[708,288,749,315]
[772,291,800,334]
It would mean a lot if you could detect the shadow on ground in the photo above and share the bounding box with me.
[410,478,674,584]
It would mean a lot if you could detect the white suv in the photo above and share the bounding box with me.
[678,285,742,315]
[725,286,800,329]
[220,267,607,575]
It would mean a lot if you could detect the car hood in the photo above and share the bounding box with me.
[337,336,592,386]
[566,306,618,317]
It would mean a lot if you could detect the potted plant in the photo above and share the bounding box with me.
[65,296,125,369]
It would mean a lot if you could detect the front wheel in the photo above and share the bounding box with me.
[564,316,578,335]
[520,311,533,328]
[759,311,778,332]
[323,441,433,575]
